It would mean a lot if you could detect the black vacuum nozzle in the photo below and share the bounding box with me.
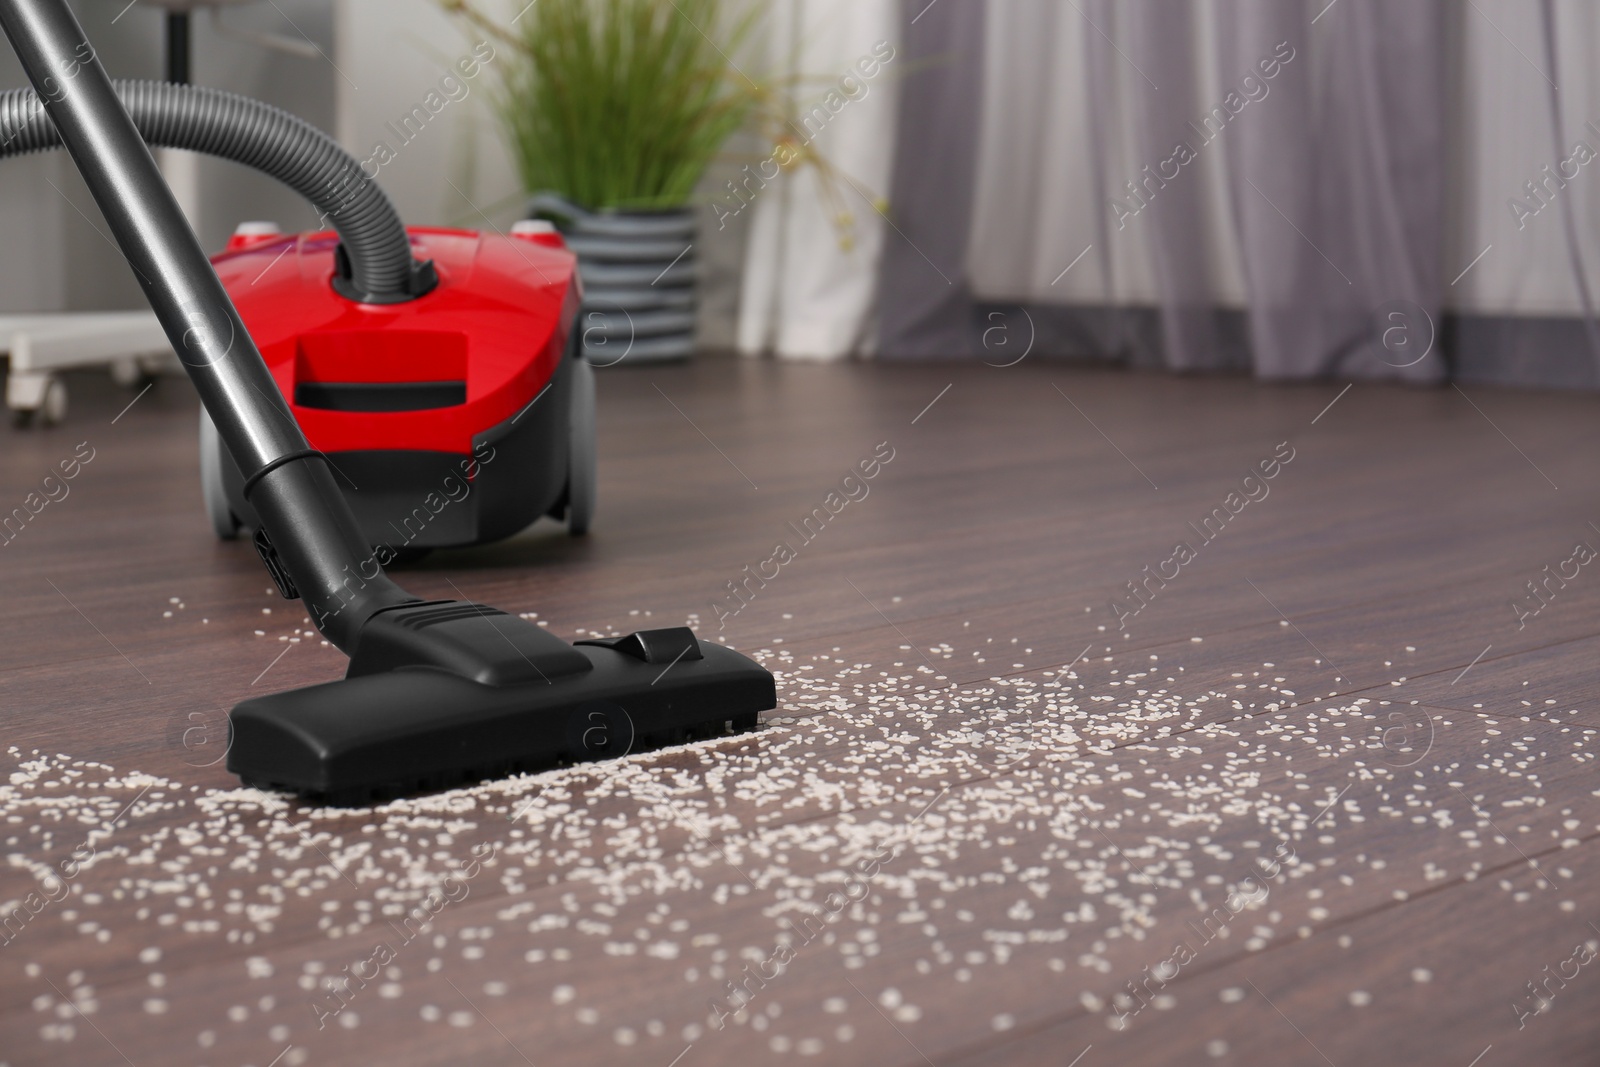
[229,606,773,804]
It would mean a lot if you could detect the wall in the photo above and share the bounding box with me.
[0,0,338,312]
[0,0,750,346]
[333,0,519,231]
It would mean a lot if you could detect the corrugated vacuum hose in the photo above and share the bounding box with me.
[0,77,434,303]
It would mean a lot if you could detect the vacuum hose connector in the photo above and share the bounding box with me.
[0,79,434,303]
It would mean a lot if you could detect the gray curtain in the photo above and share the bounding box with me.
[875,0,1460,383]
[875,0,986,358]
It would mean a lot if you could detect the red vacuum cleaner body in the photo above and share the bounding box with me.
[203,223,594,556]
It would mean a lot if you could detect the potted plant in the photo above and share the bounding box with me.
[444,0,755,363]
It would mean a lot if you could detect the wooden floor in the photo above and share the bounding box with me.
[1,355,1598,1066]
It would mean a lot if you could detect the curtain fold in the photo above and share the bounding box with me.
[735,0,901,360]
[873,0,986,360]
[1122,0,1227,372]
[1213,0,1338,378]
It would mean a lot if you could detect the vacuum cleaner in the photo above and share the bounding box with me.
[0,0,774,803]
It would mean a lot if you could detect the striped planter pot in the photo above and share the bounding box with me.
[528,194,696,365]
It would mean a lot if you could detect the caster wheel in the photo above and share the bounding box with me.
[32,377,66,427]
[566,355,596,535]
[199,408,242,539]
[111,358,159,391]
[110,358,140,388]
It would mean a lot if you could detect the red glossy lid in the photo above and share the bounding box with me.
[211,226,579,455]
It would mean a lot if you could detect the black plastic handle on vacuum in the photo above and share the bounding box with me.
[0,0,416,651]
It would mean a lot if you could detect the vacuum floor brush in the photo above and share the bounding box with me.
[0,0,774,804]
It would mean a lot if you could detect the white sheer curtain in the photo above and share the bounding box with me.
[946,0,1600,384]
[735,0,900,361]
[959,0,1449,379]
[1452,0,1600,320]
[967,1,1245,312]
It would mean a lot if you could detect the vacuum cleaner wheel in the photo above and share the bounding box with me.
[198,407,242,540]
[567,354,597,535]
